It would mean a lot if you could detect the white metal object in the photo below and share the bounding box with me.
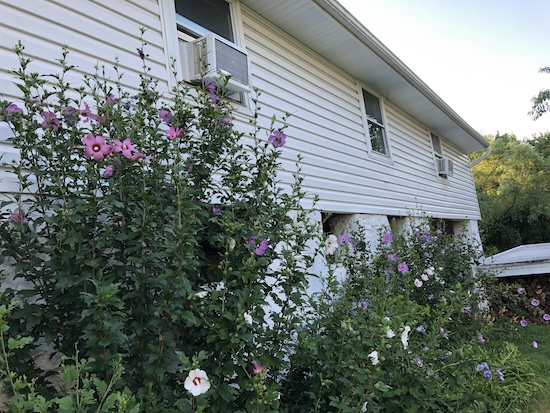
[187,33,251,94]
[437,158,454,177]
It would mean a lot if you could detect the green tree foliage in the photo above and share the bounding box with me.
[0,43,315,412]
[527,131,550,158]
[529,67,550,120]
[472,133,550,254]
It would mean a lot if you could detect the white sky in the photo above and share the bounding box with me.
[338,0,550,139]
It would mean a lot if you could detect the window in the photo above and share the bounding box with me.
[431,133,443,159]
[362,89,388,155]
[431,133,453,177]
[174,0,234,42]
[164,0,250,99]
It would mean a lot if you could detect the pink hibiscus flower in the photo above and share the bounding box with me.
[83,135,112,162]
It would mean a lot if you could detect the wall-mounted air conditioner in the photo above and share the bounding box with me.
[186,33,251,94]
[437,158,454,177]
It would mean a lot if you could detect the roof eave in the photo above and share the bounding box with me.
[314,0,489,153]
[241,0,490,153]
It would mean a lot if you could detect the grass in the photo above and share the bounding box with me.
[512,324,550,412]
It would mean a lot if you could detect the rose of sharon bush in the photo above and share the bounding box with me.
[0,42,315,413]
[282,225,541,412]
[0,43,541,413]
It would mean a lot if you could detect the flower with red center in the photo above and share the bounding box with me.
[41,111,60,131]
[83,135,112,162]
[166,126,183,139]
[268,130,286,148]
[382,232,392,244]
[397,262,409,274]
[113,138,135,159]
[324,234,338,255]
[184,369,210,396]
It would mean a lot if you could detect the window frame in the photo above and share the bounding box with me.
[359,87,391,159]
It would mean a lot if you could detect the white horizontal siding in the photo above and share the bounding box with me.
[0,0,167,97]
[0,0,481,220]
[240,6,481,220]
[0,0,168,195]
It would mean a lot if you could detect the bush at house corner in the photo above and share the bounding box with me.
[0,42,542,413]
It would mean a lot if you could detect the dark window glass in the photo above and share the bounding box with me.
[175,0,234,42]
[362,89,387,155]
[431,133,443,158]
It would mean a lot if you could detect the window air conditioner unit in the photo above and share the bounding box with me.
[437,158,454,177]
[187,33,251,94]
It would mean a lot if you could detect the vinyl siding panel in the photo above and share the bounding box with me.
[240,6,481,220]
[0,0,481,220]
[0,0,167,195]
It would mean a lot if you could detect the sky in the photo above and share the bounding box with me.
[338,0,550,140]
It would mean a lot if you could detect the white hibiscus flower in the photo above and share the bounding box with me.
[184,369,211,396]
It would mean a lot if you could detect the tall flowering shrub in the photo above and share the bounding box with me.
[0,43,316,412]
[281,224,540,412]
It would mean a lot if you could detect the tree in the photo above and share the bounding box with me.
[527,131,550,158]
[529,67,550,120]
[472,133,550,254]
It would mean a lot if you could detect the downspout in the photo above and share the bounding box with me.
[470,146,491,168]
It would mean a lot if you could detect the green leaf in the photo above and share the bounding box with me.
[56,396,74,410]
[7,336,32,350]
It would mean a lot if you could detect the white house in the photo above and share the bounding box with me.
[0,0,490,246]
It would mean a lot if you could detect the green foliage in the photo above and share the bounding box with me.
[281,223,540,412]
[0,42,543,412]
[0,299,139,412]
[472,133,550,254]
[0,42,316,411]
[529,66,550,120]
[512,324,550,412]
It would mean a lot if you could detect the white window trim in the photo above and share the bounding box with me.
[358,85,392,161]
[158,0,248,94]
